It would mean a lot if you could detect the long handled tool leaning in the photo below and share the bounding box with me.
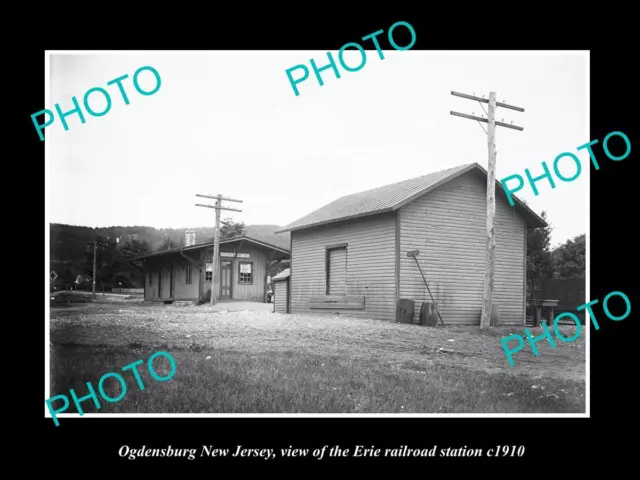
[407,250,445,326]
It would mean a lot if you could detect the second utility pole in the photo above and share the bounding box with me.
[92,240,97,300]
[212,196,221,307]
[450,91,524,329]
[196,193,243,306]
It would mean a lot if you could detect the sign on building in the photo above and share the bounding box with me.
[220,252,250,258]
[240,263,252,274]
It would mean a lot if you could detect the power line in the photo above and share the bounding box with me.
[450,90,525,329]
[195,194,243,306]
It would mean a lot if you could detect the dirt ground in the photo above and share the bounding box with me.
[50,290,144,305]
[49,301,586,383]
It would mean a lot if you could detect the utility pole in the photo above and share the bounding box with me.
[450,91,524,329]
[89,237,112,301]
[196,193,243,306]
[212,196,221,306]
[92,240,97,300]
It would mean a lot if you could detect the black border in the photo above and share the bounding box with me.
[30,13,637,473]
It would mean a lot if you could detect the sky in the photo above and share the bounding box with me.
[47,51,588,247]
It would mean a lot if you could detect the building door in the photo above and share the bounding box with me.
[157,266,163,299]
[220,260,233,299]
[160,265,171,299]
[327,247,347,295]
[169,264,174,298]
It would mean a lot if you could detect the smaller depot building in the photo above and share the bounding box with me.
[132,236,290,304]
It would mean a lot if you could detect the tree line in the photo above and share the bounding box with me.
[50,219,289,291]
[527,210,585,280]
[50,213,582,293]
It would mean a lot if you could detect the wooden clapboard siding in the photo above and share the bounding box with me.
[290,212,396,321]
[398,170,526,325]
[274,279,288,313]
[308,295,365,309]
[143,253,200,301]
[232,247,267,302]
[173,259,199,299]
[144,267,154,300]
[204,246,268,302]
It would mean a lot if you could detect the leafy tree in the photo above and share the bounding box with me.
[218,218,246,240]
[120,238,151,259]
[60,266,76,285]
[160,236,182,251]
[116,238,151,288]
[527,210,555,279]
[553,233,585,279]
[83,236,119,293]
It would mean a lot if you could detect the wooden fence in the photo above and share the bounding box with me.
[112,288,144,294]
[528,278,586,324]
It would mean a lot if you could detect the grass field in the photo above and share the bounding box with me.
[48,302,586,414]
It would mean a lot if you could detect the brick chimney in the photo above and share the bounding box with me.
[185,230,196,246]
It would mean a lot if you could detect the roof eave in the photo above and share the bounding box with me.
[277,162,547,233]
[223,236,290,254]
[131,247,190,261]
[131,235,290,261]
[276,207,396,234]
[498,191,547,228]
[519,206,548,229]
[472,163,547,228]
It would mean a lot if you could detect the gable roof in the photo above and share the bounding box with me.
[271,268,290,281]
[276,163,546,233]
[131,235,290,262]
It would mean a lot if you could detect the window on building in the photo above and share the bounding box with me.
[148,271,152,286]
[205,262,213,282]
[238,261,253,284]
[185,262,192,284]
[326,245,347,295]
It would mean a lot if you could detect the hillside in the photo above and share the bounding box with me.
[244,225,291,250]
[49,223,290,289]
[50,223,290,261]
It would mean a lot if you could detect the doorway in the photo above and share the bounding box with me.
[220,260,233,299]
[327,246,347,295]
[159,265,172,299]
[169,264,174,298]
